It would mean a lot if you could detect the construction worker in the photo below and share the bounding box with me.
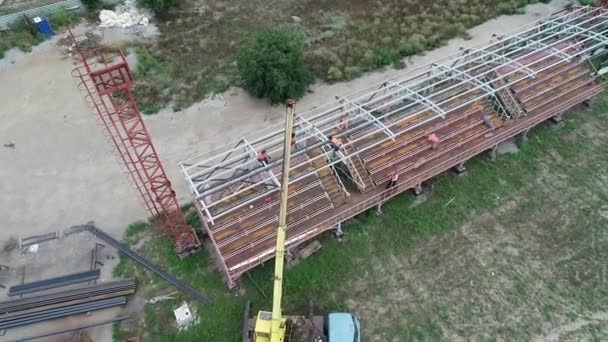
[337,114,349,131]
[291,132,298,149]
[428,133,439,149]
[257,150,270,165]
[328,135,343,157]
[386,170,399,189]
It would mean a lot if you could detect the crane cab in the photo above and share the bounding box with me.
[244,302,362,342]
[254,311,286,342]
[326,313,361,342]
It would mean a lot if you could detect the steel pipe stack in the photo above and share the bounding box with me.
[0,279,134,329]
[0,297,126,330]
[8,270,101,296]
[0,279,135,314]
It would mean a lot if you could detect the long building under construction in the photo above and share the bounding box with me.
[179,6,608,288]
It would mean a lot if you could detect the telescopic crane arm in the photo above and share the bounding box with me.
[254,99,296,342]
[270,99,296,342]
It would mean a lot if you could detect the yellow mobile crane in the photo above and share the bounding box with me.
[244,100,362,342]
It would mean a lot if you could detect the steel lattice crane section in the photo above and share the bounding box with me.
[72,45,201,256]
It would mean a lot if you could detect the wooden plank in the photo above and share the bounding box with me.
[224,83,604,277]
[222,198,334,258]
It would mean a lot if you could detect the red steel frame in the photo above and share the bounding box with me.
[71,42,201,255]
[215,83,603,288]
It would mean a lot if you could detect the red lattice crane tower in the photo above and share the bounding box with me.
[71,38,201,256]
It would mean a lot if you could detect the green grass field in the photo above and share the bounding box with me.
[132,0,554,112]
[114,93,608,341]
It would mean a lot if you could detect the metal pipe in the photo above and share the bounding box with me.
[82,224,212,305]
[8,270,101,296]
[11,316,131,342]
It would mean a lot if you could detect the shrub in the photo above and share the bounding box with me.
[439,23,468,40]
[374,49,393,67]
[305,47,342,76]
[52,7,73,27]
[0,25,45,58]
[326,66,344,80]
[392,60,406,70]
[579,0,594,5]
[81,0,101,10]
[237,27,313,103]
[343,66,363,79]
[137,0,176,14]
[135,48,162,78]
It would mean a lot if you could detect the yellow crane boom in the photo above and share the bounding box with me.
[254,99,296,342]
[249,99,362,342]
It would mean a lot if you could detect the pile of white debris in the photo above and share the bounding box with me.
[99,0,151,28]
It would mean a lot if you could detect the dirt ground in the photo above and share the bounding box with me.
[0,233,123,341]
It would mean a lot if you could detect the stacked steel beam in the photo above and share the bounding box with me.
[8,270,100,296]
[0,279,135,313]
[0,279,134,329]
[0,297,126,330]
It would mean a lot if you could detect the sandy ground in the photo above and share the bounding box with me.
[0,234,122,341]
[0,1,570,340]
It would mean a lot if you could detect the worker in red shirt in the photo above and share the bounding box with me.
[386,170,399,189]
[291,132,298,149]
[428,133,439,149]
[337,114,349,131]
[328,135,343,157]
[257,150,270,165]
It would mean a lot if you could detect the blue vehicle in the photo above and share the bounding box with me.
[327,313,362,342]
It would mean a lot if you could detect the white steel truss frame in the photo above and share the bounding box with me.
[465,47,536,78]
[181,6,599,187]
[503,33,572,62]
[431,62,508,116]
[242,138,280,188]
[337,96,396,139]
[559,20,608,46]
[384,81,447,117]
[179,6,608,223]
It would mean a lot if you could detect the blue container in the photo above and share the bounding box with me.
[33,17,54,38]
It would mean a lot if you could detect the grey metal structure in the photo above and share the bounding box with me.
[0,279,135,313]
[180,6,608,226]
[81,224,213,305]
[0,297,126,330]
[8,270,100,296]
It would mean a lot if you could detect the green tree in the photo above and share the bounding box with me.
[137,0,176,14]
[237,27,313,104]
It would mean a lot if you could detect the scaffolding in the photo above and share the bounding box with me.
[182,6,608,222]
[72,36,201,256]
[179,6,608,287]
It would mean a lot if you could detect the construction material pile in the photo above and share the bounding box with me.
[0,279,135,330]
[99,0,150,28]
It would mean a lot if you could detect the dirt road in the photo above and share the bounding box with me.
[0,0,568,243]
